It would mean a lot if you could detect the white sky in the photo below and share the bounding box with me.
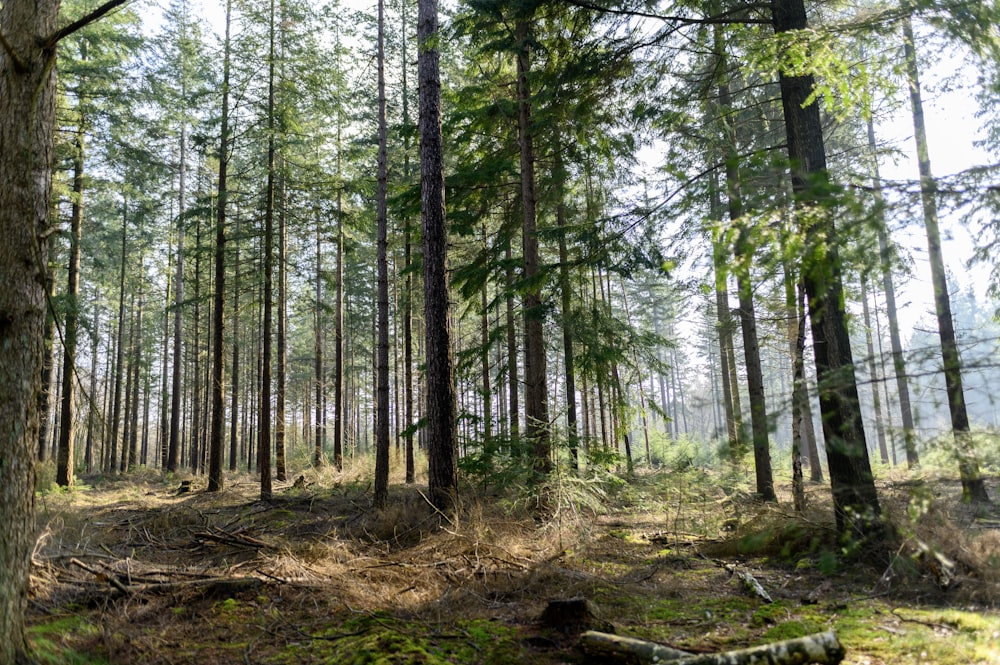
[873,46,996,339]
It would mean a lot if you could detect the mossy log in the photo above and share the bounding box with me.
[579,631,693,663]
[580,630,844,665]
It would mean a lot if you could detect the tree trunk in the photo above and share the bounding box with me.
[392,258,401,458]
[734,241,775,500]
[516,16,551,476]
[274,223,286,478]
[109,201,129,474]
[0,0,59,657]
[159,243,172,469]
[419,0,458,511]
[772,0,881,534]
[85,301,100,474]
[860,275,889,464]
[57,112,86,487]
[782,242,823,483]
[168,122,187,474]
[712,48,774,497]
[208,0,232,492]
[334,116,345,472]
[505,236,520,443]
[374,0,391,510]
[230,213,242,471]
[787,271,806,511]
[616,277,652,465]
[141,359,151,466]
[708,168,740,453]
[555,132,579,469]
[258,0,278,501]
[901,13,989,504]
[314,209,325,467]
[400,0,416,485]
[190,208,203,475]
[101,316,113,471]
[592,269,609,452]
[120,295,135,473]
[127,288,143,471]
[274,3,288,484]
[865,116,918,467]
[39,240,58,463]
[481,253,494,446]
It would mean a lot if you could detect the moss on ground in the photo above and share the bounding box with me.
[28,615,105,665]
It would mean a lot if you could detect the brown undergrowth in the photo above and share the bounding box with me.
[25,460,1000,664]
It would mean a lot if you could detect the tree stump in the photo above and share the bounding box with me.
[539,597,614,634]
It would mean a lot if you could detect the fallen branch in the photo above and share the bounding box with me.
[891,609,958,633]
[68,557,129,595]
[580,630,844,665]
[192,527,270,550]
[737,570,773,603]
[65,558,264,598]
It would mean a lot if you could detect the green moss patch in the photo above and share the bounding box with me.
[28,616,105,665]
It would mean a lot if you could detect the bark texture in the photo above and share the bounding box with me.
[401,0,415,483]
[0,1,59,660]
[259,0,277,501]
[516,16,551,475]
[581,630,844,665]
[57,114,85,487]
[419,0,458,511]
[167,123,186,474]
[208,0,232,493]
[374,0,391,510]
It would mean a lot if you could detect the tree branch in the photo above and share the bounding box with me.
[561,0,771,25]
[44,0,131,49]
[0,30,27,71]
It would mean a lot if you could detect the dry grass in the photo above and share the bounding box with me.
[24,459,1000,664]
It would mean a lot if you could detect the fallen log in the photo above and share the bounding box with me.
[580,630,844,665]
[580,631,693,663]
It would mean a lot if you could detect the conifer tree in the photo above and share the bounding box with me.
[419,0,458,511]
[900,10,989,504]
[374,0,392,510]
[208,0,233,492]
[772,0,881,534]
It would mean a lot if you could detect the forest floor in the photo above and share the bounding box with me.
[24,459,1000,664]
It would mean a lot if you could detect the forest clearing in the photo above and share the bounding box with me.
[25,457,1000,664]
[5,0,1000,662]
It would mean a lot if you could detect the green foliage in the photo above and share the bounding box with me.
[458,435,536,492]
[585,445,624,472]
[745,27,873,121]
[647,433,719,471]
[459,438,617,519]
[918,429,1000,474]
[918,0,1000,60]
